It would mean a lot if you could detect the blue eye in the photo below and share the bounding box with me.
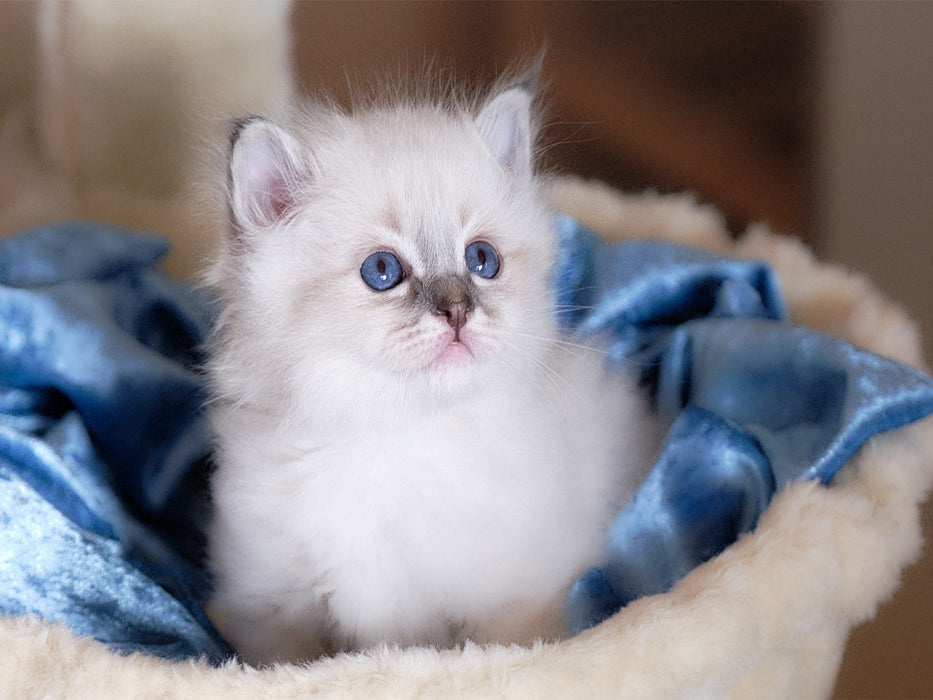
[360,251,405,291]
[465,240,500,279]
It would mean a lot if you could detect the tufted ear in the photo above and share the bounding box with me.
[475,86,534,181]
[228,117,307,231]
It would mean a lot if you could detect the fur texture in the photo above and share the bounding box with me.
[5,0,928,694]
[205,86,657,663]
[2,177,932,698]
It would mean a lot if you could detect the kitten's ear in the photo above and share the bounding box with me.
[475,86,534,181]
[228,117,308,231]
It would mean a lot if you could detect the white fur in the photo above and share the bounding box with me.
[206,87,657,663]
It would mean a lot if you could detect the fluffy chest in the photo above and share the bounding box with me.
[286,399,577,538]
[270,399,602,628]
[208,357,645,654]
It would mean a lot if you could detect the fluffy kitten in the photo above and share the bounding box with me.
[205,77,657,664]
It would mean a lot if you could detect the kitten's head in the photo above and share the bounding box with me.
[210,82,559,419]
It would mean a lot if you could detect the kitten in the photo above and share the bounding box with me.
[205,76,657,664]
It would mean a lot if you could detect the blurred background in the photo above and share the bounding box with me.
[2,1,932,696]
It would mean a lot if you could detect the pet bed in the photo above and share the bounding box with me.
[1,177,933,698]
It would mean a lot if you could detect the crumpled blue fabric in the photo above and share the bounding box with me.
[1,219,932,659]
[554,216,933,633]
[0,222,229,661]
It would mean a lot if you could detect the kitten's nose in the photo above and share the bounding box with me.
[438,297,470,336]
[428,278,474,339]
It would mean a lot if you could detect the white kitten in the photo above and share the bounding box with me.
[205,78,658,664]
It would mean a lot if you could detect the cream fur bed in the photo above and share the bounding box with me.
[2,176,932,698]
[2,2,932,697]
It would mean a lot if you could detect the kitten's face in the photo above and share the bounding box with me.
[215,88,557,413]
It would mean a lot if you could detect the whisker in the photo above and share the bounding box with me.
[507,329,608,359]
[508,324,662,373]
[497,338,584,413]
[496,353,572,422]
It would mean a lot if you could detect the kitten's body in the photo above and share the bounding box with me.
[206,81,657,664]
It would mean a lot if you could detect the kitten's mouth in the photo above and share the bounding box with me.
[432,338,475,369]
[431,332,476,370]
[424,310,482,373]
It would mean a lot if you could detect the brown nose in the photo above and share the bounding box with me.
[426,277,474,339]
[436,296,470,336]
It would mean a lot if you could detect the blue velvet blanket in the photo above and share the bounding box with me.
[2,219,932,661]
